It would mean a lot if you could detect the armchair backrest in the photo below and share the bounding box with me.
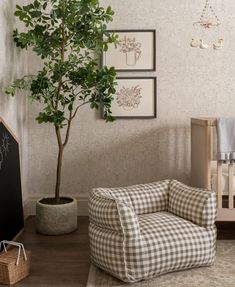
[93,180,170,215]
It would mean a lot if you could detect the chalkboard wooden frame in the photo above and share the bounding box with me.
[0,117,24,244]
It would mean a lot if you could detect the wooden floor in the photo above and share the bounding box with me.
[1,217,234,287]
[216,221,235,239]
[0,217,90,287]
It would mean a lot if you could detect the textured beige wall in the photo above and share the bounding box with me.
[26,0,235,201]
[0,0,29,200]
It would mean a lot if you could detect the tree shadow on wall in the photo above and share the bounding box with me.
[0,1,28,140]
[60,124,191,196]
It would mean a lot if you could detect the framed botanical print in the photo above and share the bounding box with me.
[110,77,157,119]
[102,30,156,71]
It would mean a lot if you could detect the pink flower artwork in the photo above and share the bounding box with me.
[116,85,142,111]
[118,36,142,66]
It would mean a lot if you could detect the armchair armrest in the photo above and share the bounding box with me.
[168,180,217,228]
[88,188,140,238]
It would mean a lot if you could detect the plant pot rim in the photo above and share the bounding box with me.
[36,196,77,207]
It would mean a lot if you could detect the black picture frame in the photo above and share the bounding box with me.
[109,77,157,119]
[102,30,156,72]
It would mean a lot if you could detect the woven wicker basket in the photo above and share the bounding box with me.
[0,241,31,285]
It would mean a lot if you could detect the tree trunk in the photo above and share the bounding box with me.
[55,145,64,203]
[55,126,64,203]
[54,113,72,202]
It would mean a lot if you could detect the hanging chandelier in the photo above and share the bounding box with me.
[194,0,221,29]
[190,0,223,50]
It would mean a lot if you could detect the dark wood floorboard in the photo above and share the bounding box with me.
[0,217,234,287]
[0,217,90,287]
[216,221,235,239]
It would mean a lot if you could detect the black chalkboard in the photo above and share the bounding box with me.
[0,118,24,243]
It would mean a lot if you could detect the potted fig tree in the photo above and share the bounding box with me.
[6,0,117,235]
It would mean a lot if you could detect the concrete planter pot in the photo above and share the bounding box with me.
[36,197,78,235]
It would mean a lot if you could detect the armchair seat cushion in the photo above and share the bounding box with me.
[138,212,216,279]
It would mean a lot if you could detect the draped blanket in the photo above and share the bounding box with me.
[217,118,235,163]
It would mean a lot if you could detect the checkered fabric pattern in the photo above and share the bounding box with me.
[88,180,217,282]
[90,179,169,216]
[135,212,216,280]
[89,190,140,237]
[168,180,217,227]
[88,191,122,232]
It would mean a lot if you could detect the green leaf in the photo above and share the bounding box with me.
[43,2,47,10]
[5,86,15,96]
[16,5,22,10]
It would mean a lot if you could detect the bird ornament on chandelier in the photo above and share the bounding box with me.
[190,0,223,50]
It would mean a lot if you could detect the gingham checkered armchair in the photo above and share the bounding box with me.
[88,179,217,282]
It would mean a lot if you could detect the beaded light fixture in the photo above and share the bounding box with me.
[190,0,223,50]
[194,0,221,29]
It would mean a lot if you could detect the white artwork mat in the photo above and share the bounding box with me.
[111,78,156,117]
[104,31,155,70]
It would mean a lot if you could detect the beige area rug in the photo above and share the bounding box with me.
[86,241,235,287]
